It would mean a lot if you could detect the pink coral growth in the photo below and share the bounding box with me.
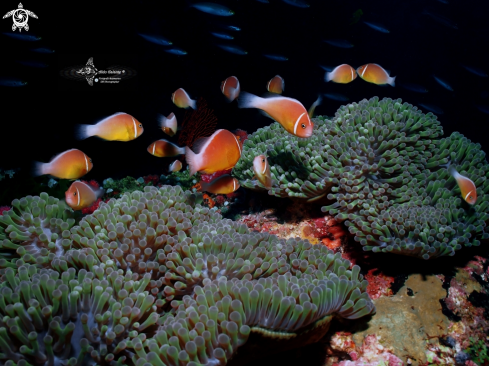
[444,274,489,350]
[336,334,403,366]
[0,206,11,216]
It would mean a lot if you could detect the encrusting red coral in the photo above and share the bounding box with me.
[0,206,11,216]
[365,269,395,300]
[143,174,159,186]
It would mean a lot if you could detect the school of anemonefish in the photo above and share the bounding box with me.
[32,68,477,211]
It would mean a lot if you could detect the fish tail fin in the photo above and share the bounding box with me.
[237,91,261,109]
[189,98,197,110]
[185,146,199,176]
[308,94,323,118]
[388,75,396,87]
[95,187,105,199]
[325,71,333,82]
[157,114,167,128]
[74,124,94,140]
[31,161,47,177]
[178,146,186,155]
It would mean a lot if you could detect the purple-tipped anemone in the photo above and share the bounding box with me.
[0,185,375,365]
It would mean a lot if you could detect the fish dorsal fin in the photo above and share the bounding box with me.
[192,137,210,154]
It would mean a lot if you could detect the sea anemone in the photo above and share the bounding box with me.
[233,97,489,259]
[0,192,75,268]
[0,185,375,365]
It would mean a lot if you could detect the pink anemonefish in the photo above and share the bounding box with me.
[169,160,183,172]
[171,88,197,109]
[65,181,104,211]
[237,92,314,138]
[449,166,477,205]
[221,76,240,102]
[356,63,396,86]
[325,64,357,83]
[147,139,186,158]
[253,155,272,189]
[75,112,144,141]
[33,149,93,180]
[158,112,178,137]
[185,129,242,176]
[267,75,284,94]
[199,175,240,194]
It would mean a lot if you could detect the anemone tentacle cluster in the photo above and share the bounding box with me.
[232,97,489,259]
[0,186,375,365]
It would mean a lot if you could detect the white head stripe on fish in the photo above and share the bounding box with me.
[465,190,474,201]
[262,158,267,174]
[233,134,241,155]
[76,186,80,206]
[361,64,368,77]
[350,67,354,81]
[222,79,227,94]
[293,112,306,135]
[172,92,175,104]
[267,80,271,91]
[132,117,137,138]
[152,143,156,154]
[233,179,236,191]
[84,154,88,172]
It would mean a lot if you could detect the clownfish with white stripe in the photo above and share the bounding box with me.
[171,88,197,109]
[147,139,185,158]
[449,165,477,205]
[356,63,396,86]
[75,112,144,141]
[65,181,104,211]
[199,175,240,194]
[325,64,357,83]
[221,76,240,102]
[32,149,93,180]
[185,129,242,176]
[253,154,272,189]
[237,92,314,138]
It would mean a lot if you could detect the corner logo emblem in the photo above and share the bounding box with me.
[76,57,99,86]
[3,3,37,32]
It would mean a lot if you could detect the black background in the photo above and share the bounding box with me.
[1,0,489,193]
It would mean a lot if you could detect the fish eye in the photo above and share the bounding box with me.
[89,158,92,163]
[301,123,306,129]
[73,192,77,196]
[262,159,265,163]
[139,124,142,127]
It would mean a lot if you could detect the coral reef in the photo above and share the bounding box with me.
[178,97,218,149]
[233,96,489,259]
[160,167,200,192]
[0,185,375,365]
